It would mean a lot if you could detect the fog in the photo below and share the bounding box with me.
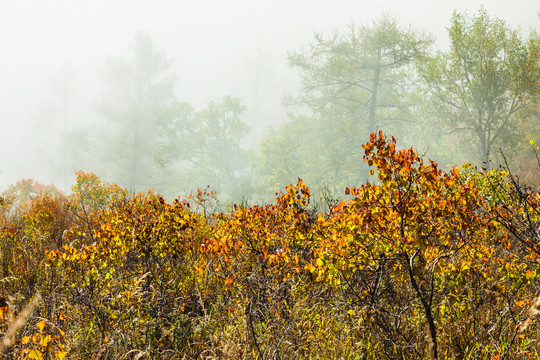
[0,0,538,199]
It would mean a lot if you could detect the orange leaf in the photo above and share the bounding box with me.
[36,320,46,332]
[32,333,40,344]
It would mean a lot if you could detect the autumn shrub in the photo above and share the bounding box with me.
[199,179,316,358]
[46,189,213,357]
[0,136,540,359]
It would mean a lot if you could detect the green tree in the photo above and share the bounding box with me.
[258,15,432,193]
[156,96,253,199]
[287,14,431,137]
[95,32,178,192]
[420,9,540,166]
[256,119,308,192]
[256,110,365,197]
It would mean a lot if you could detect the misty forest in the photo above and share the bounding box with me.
[1,3,540,359]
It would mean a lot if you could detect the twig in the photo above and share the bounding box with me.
[0,293,41,353]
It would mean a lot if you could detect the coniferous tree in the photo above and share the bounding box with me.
[94,32,178,193]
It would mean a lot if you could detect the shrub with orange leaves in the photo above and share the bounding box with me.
[307,131,525,358]
[0,142,537,359]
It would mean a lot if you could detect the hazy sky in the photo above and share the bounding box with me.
[0,0,538,190]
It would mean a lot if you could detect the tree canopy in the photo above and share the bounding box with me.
[420,9,540,166]
[156,96,253,198]
[257,15,432,194]
[94,31,178,193]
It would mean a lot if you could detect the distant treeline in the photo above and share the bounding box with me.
[50,8,540,202]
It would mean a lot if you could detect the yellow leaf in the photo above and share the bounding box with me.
[304,263,316,273]
[55,351,67,360]
[39,334,51,347]
[21,336,30,344]
[36,320,46,332]
[27,349,43,360]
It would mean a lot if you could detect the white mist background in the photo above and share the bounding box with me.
[0,0,537,191]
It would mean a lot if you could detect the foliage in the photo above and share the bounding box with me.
[156,96,253,199]
[92,31,179,193]
[0,132,539,358]
[70,171,127,212]
[257,14,432,194]
[1,179,62,214]
[287,14,431,135]
[420,8,540,166]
